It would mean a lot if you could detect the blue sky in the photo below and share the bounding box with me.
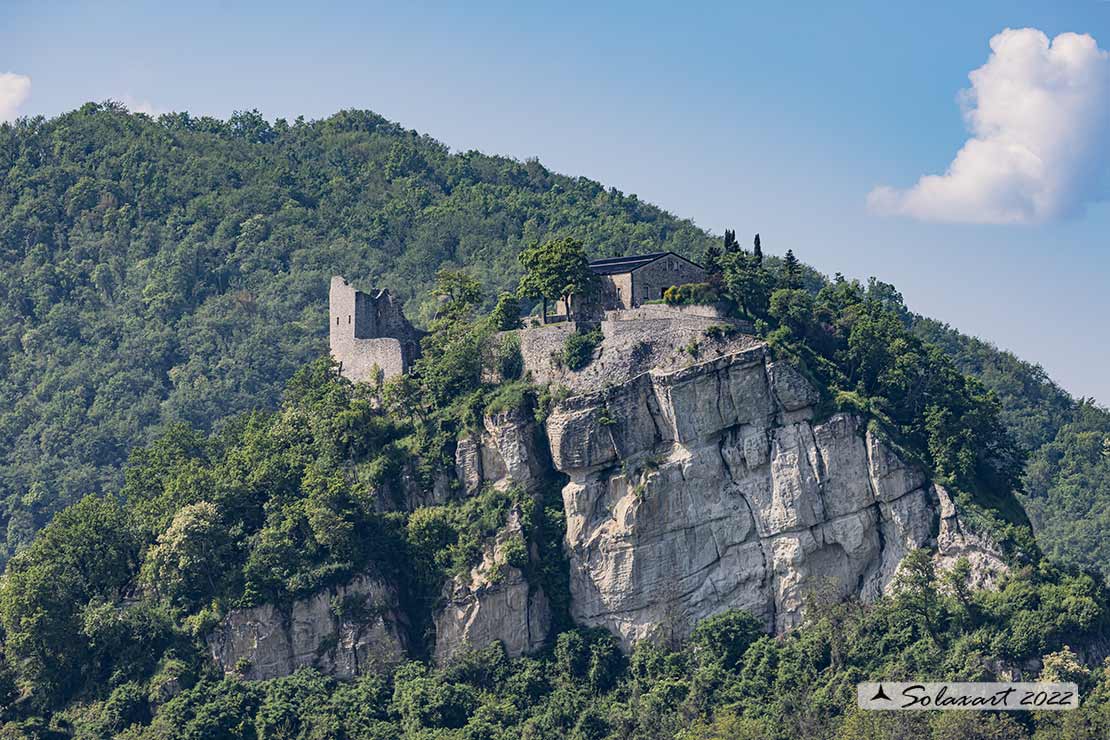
[3,0,1110,402]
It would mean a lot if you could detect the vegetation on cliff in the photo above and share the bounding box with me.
[1,104,1107,580]
[0,242,1104,737]
[1,105,1110,738]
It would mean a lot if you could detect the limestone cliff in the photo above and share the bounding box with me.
[208,575,408,680]
[542,341,1006,648]
[208,319,1009,676]
[433,508,551,664]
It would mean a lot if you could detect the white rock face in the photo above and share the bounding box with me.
[545,343,1007,649]
[208,575,408,680]
[456,407,546,495]
[433,509,550,664]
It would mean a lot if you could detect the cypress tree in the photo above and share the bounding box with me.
[753,233,762,264]
[723,229,737,253]
[704,242,722,275]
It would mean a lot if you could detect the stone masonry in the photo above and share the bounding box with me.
[329,276,422,383]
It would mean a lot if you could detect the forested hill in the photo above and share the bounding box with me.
[0,103,711,561]
[911,317,1110,577]
[1,103,1108,580]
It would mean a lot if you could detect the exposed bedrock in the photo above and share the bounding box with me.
[544,344,1006,649]
[455,406,548,495]
[209,336,1009,675]
[207,574,409,680]
[433,508,551,665]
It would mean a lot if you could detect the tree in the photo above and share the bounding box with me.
[141,501,232,609]
[0,495,141,706]
[894,548,940,639]
[489,292,522,331]
[768,288,815,338]
[720,249,772,319]
[431,268,483,324]
[781,248,801,290]
[690,609,764,671]
[517,237,598,320]
[704,242,722,277]
[723,229,738,253]
[753,233,762,263]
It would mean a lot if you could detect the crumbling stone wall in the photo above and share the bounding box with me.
[329,276,422,382]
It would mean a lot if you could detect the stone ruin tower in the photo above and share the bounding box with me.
[329,276,421,383]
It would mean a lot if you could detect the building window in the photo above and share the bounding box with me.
[336,317,340,326]
[348,315,351,324]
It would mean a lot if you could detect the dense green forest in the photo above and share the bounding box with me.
[0,103,711,563]
[2,105,1110,738]
[1,104,1107,576]
[910,319,1110,576]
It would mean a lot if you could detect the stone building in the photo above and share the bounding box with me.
[589,251,707,310]
[544,251,709,321]
[329,276,422,383]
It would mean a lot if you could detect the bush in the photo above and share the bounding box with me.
[663,282,718,306]
[484,379,532,417]
[489,292,523,331]
[561,329,602,371]
[494,334,524,381]
[690,610,765,671]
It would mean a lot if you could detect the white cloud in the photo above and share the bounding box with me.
[0,73,31,122]
[868,28,1110,224]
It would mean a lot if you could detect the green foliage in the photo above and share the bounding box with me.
[6,102,1110,740]
[560,329,602,371]
[753,271,1028,528]
[492,333,524,382]
[484,379,532,417]
[720,248,772,319]
[2,349,1110,738]
[0,495,145,707]
[405,486,515,583]
[662,282,718,306]
[517,237,599,319]
[690,610,764,671]
[780,248,802,290]
[81,558,1110,740]
[489,292,523,331]
[0,105,712,564]
[139,501,231,611]
[768,287,814,336]
[1020,401,1110,578]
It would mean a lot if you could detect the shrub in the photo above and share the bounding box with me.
[535,384,572,423]
[690,610,765,671]
[489,292,522,331]
[494,334,524,380]
[663,282,718,306]
[561,329,603,371]
[501,535,528,570]
[484,379,532,417]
